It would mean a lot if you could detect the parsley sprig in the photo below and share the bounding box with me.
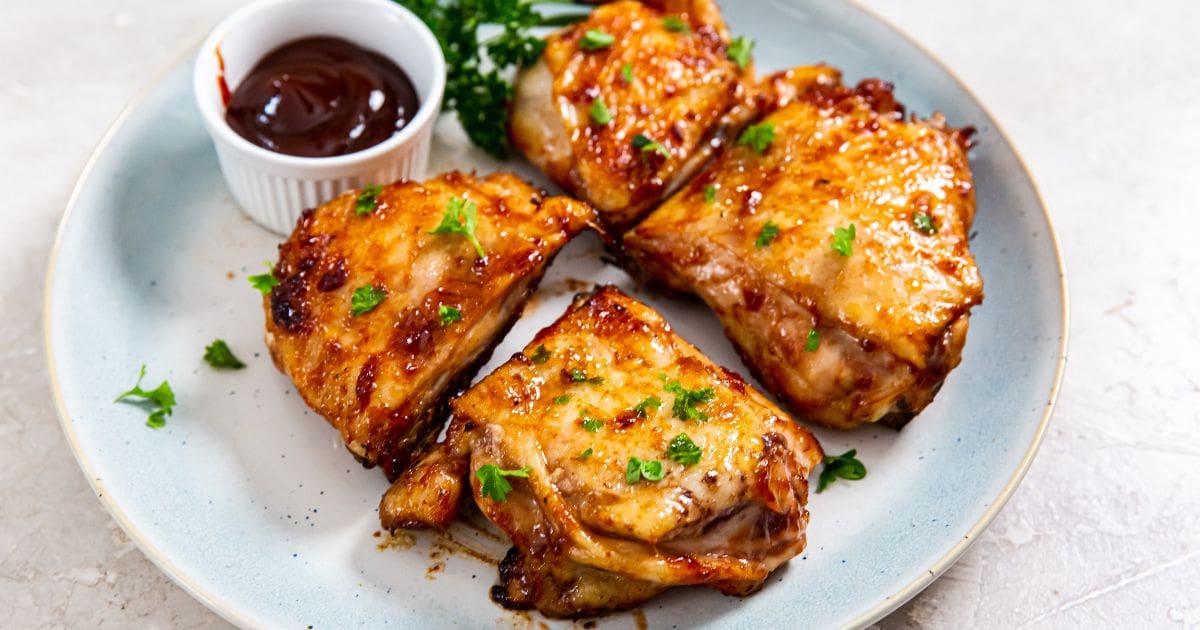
[351,285,387,316]
[204,339,246,369]
[626,457,664,484]
[663,379,715,421]
[666,433,702,465]
[115,364,176,429]
[817,449,867,492]
[738,122,775,153]
[428,196,486,259]
[396,0,591,158]
[438,304,462,326]
[476,463,530,501]
[755,221,781,249]
[831,223,856,256]
[355,184,383,216]
[247,262,278,295]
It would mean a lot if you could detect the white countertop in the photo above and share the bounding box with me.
[3,0,1198,627]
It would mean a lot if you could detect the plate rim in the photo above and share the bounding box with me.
[41,5,1070,627]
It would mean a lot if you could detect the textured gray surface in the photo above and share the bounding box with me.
[3,0,1197,627]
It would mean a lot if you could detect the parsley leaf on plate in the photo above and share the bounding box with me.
[805,328,821,352]
[114,364,176,429]
[247,262,278,295]
[204,339,246,369]
[817,449,867,492]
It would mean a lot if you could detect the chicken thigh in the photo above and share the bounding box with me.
[510,0,755,233]
[264,172,593,479]
[625,65,983,430]
[380,286,822,617]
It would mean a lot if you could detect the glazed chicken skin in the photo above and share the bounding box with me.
[380,286,822,617]
[625,65,983,430]
[510,0,755,233]
[264,172,593,479]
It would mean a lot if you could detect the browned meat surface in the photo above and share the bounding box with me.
[381,286,822,617]
[625,65,983,430]
[510,0,756,233]
[264,172,593,479]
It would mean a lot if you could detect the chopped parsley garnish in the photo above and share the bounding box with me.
[666,433,702,466]
[831,223,856,256]
[114,364,176,429]
[530,344,552,364]
[570,368,604,385]
[738,122,775,153]
[755,221,781,249]
[621,62,634,83]
[703,184,717,204]
[576,447,594,460]
[633,395,662,418]
[428,196,486,259]
[581,412,603,432]
[727,35,753,69]
[662,15,690,33]
[396,1,590,158]
[632,134,670,158]
[625,457,664,484]
[589,96,613,125]
[350,285,386,316]
[476,464,530,501]
[203,339,246,369]
[438,304,462,326]
[553,394,571,405]
[663,380,715,421]
[247,262,278,295]
[914,212,938,234]
[354,184,382,216]
[580,29,615,50]
[805,328,821,352]
[817,449,867,492]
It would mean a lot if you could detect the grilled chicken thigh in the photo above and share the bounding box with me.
[381,286,822,617]
[264,172,593,479]
[625,65,983,430]
[510,0,755,232]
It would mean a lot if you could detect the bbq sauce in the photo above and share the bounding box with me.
[224,36,419,158]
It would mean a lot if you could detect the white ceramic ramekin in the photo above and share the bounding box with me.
[193,0,445,234]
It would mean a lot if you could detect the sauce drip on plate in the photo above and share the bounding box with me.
[224,36,419,158]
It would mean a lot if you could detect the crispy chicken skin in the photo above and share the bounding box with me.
[264,172,593,479]
[381,286,822,617]
[510,0,755,233]
[625,65,983,430]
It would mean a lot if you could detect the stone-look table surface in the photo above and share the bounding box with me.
[3,1,1197,627]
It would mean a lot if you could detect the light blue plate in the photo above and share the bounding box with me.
[45,1,1067,627]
